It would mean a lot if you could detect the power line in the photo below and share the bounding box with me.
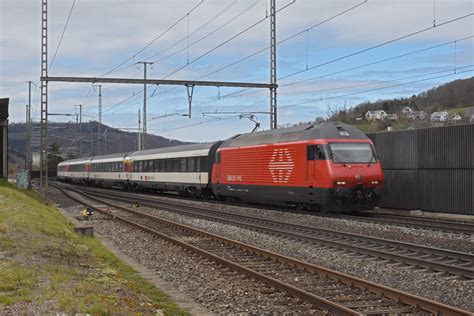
[145,0,239,62]
[107,0,238,77]
[155,97,267,133]
[162,0,296,79]
[92,32,473,120]
[153,0,260,64]
[209,13,474,101]
[278,12,474,81]
[150,66,473,133]
[101,0,205,77]
[222,35,473,100]
[149,0,369,100]
[279,66,474,110]
[49,0,76,71]
[279,35,474,89]
[279,66,473,95]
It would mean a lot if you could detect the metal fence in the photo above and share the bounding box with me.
[367,124,473,215]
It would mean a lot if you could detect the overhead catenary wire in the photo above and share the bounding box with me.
[103,33,473,120]
[148,66,473,133]
[107,1,239,76]
[279,66,474,110]
[280,35,474,88]
[222,35,474,100]
[194,0,369,84]
[162,0,296,79]
[150,0,367,101]
[216,12,474,100]
[224,12,474,99]
[278,66,473,95]
[49,0,76,71]
[278,12,474,81]
[143,0,238,62]
[152,0,259,64]
[65,2,472,133]
[101,0,205,77]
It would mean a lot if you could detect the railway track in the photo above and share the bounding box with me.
[54,184,471,315]
[56,181,474,235]
[67,184,474,281]
[345,212,474,236]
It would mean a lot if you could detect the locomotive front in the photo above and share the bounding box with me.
[308,139,384,211]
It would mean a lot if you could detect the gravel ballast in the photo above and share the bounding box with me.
[50,186,474,313]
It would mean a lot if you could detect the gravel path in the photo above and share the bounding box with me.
[49,186,474,313]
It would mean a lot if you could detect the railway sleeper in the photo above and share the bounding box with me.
[362,306,416,315]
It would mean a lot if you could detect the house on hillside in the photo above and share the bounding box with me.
[401,106,413,115]
[407,111,427,120]
[430,111,449,122]
[450,113,462,122]
[366,110,387,121]
[385,114,399,121]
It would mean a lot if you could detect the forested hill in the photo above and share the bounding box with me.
[349,77,474,116]
[8,121,190,167]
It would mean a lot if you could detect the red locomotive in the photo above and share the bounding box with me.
[212,122,384,211]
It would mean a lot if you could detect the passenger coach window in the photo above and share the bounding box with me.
[188,157,195,172]
[158,159,164,172]
[180,158,187,172]
[173,159,180,172]
[200,157,208,172]
[195,157,200,172]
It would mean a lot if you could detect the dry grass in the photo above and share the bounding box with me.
[0,181,188,315]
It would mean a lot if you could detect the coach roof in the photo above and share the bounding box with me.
[220,122,367,148]
[129,142,219,157]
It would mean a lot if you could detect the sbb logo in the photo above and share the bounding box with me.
[268,148,294,183]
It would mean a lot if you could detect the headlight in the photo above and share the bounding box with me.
[371,180,380,185]
[335,181,347,185]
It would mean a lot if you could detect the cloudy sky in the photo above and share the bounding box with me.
[1,0,473,142]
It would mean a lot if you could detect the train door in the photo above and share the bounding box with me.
[124,159,133,180]
[306,145,317,184]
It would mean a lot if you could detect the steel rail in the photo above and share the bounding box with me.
[63,182,473,235]
[54,184,472,315]
[351,212,474,235]
[78,187,474,280]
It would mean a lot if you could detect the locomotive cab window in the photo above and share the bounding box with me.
[307,145,325,160]
[329,142,375,164]
[215,152,221,163]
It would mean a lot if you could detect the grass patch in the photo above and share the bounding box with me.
[0,181,188,315]
[446,106,473,116]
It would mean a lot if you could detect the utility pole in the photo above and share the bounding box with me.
[92,84,102,155]
[138,109,141,151]
[269,0,277,129]
[103,129,108,155]
[137,61,153,149]
[26,81,32,189]
[40,0,48,201]
[76,104,82,156]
